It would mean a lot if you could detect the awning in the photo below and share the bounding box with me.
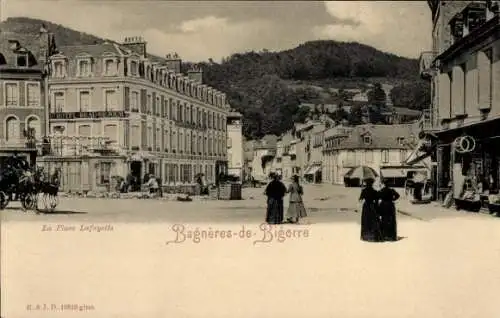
[404,139,435,167]
[380,168,407,178]
[304,165,321,175]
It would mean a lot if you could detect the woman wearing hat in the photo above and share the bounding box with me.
[285,175,307,224]
[359,178,382,242]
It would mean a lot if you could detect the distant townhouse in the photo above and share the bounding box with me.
[295,120,326,183]
[44,37,230,192]
[322,125,354,184]
[271,131,294,180]
[226,110,243,181]
[249,134,277,182]
[322,124,427,186]
[0,27,56,161]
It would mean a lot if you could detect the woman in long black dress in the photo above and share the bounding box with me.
[265,173,287,224]
[359,178,382,242]
[378,178,400,241]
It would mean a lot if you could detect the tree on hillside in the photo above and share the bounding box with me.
[367,83,388,124]
[390,81,431,111]
[348,105,364,126]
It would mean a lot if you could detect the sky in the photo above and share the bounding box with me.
[1,0,433,62]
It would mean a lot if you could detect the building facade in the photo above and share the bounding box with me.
[323,124,426,186]
[249,134,277,182]
[418,1,500,202]
[43,37,230,192]
[226,111,243,181]
[0,27,56,161]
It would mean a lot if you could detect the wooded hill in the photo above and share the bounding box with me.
[1,17,430,139]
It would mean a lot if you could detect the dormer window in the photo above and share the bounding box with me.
[363,135,372,145]
[104,58,117,76]
[78,59,91,77]
[16,54,27,67]
[53,61,65,78]
[130,60,138,76]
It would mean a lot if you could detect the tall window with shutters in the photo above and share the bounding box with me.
[104,124,117,144]
[131,125,140,149]
[26,83,39,106]
[5,116,19,142]
[147,126,153,150]
[131,91,139,112]
[104,90,117,111]
[156,128,161,151]
[78,125,91,151]
[53,92,65,112]
[79,91,90,112]
[5,83,18,106]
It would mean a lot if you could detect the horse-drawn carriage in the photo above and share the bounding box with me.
[0,149,60,212]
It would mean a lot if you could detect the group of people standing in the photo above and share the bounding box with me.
[359,178,400,242]
[264,173,307,224]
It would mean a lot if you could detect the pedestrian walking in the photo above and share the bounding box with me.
[378,178,400,241]
[359,178,382,242]
[285,175,307,224]
[264,173,287,224]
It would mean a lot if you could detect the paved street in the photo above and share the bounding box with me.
[2,184,500,318]
[0,184,476,223]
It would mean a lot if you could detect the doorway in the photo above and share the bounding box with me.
[130,161,142,191]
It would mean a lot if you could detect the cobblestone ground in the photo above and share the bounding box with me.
[2,184,500,318]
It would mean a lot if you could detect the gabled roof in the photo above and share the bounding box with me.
[338,124,418,150]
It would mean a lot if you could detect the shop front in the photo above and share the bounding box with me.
[435,118,500,211]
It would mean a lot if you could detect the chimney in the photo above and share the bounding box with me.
[122,36,147,58]
[187,64,203,84]
[164,52,182,74]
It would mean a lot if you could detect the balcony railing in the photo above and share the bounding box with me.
[419,51,437,80]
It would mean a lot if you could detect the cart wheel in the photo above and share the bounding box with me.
[22,194,35,211]
[0,191,9,210]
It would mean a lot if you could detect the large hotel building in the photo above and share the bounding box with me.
[43,37,230,191]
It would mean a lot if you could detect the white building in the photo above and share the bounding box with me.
[226,111,243,181]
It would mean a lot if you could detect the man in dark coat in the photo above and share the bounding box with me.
[264,173,287,224]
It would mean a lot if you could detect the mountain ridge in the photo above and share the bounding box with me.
[1,17,429,139]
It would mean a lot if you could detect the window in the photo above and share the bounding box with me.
[26,83,39,106]
[164,129,170,151]
[130,61,138,76]
[98,162,112,184]
[227,137,232,148]
[104,90,117,110]
[78,125,91,149]
[381,150,389,163]
[54,92,65,112]
[53,61,64,77]
[131,91,139,112]
[147,94,152,114]
[27,116,41,140]
[461,62,467,113]
[78,60,91,76]
[156,97,160,116]
[5,83,18,106]
[156,128,161,151]
[131,125,140,148]
[147,126,153,149]
[16,54,27,67]
[400,149,408,162]
[363,135,371,145]
[104,59,115,76]
[5,116,19,141]
[79,91,90,112]
[104,124,117,144]
[180,132,184,152]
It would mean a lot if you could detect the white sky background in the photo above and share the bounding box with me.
[2,0,432,62]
